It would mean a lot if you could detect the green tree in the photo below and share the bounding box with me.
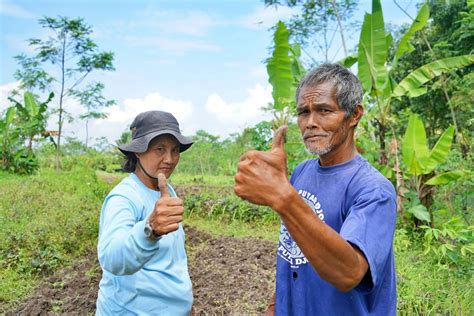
[70,82,115,148]
[354,0,473,165]
[14,16,115,169]
[264,0,359,63]
[0,107,17,170]
[266,21,305,129]
[391,0,474,154]
[401,113,470,227]
[8,91,54,151]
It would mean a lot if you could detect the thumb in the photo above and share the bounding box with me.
[271,125,288,152]
[157,173,170,197]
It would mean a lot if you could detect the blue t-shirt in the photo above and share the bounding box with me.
[276,155,397,316]
[96,173,193,315]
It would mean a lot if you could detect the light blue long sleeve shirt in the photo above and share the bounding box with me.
[96,173,193,315]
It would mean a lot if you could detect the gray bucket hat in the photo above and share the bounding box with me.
[118,111,193,155]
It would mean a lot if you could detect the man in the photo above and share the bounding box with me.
[234,63,397,315]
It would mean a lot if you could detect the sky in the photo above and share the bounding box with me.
[0,0,420,147]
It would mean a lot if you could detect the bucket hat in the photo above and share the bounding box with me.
[118,111,193,155]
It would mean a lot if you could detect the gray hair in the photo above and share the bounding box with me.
[296,63,363,118]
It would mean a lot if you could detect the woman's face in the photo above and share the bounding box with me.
[136,134,180,179]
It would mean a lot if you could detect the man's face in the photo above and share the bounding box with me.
[137,134,180,179]
[296,82,353,157]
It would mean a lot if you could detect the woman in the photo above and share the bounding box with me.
[96,111,194,315]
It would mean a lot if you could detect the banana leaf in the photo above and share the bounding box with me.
[426,170,471,186]
[24,91,39,117]
[426,126,454,172]
[267,21,294,110]
[392,3,429,69]
[393,55,474,98]
[357,0,389,94]
[336,54,358,68]
[402,114,430,174]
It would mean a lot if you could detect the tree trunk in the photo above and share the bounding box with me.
[419,173,435,228]
[330,0,348,57]
[28,136,33,151]
[56,36,67,171]
[378,121,388,165]
[85,119,89,149]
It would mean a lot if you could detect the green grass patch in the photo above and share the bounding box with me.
[170,173,234,186]
[0,166,110,311]
[185,215,280,242]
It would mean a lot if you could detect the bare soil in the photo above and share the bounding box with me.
[6,225,276,315]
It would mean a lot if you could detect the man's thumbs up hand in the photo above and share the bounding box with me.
[271,125,288,153]
[234,125,292,212]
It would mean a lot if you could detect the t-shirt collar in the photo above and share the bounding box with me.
[315,154,363,174]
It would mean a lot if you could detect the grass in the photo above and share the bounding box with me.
[395,246,473,314]
[170,173,234,186]
[0,167,109,311]
[185,215,280,241]
[93,170,234,187]
[0,167,473,314]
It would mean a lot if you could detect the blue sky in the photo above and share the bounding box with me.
[0,0,419,146]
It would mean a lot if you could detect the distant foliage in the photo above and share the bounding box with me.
[1,92,53,174]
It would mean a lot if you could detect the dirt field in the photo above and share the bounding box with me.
[6,225,276,315]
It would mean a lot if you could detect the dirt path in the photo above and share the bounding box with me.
[7,225,276,315]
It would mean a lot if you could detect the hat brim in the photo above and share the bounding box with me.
[118,129,193,155]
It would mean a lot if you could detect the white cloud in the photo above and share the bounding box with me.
[109,92,194,124]
[238,5,299,30]
[60,91,194,145]
[0,1,35,19]
[29,84,272,147]
[204,83,273,135]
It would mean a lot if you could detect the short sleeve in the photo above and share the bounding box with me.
[340,188,397,293]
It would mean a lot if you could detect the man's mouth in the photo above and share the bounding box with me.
[304,134,328,141]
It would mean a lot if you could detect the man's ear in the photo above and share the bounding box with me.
[350,104,364,127]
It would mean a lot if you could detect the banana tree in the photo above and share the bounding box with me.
[266,21,305,130]
[355,0,474,165]
[0,107,17,169]
[8,91,53,151]
[401,114,470,226]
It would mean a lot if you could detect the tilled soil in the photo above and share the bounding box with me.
[7,225,276,315]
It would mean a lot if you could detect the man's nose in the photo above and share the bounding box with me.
[306,112,319,129]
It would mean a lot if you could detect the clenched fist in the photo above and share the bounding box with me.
[234,125,294,212]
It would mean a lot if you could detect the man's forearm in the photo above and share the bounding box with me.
[274,189,368,292]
